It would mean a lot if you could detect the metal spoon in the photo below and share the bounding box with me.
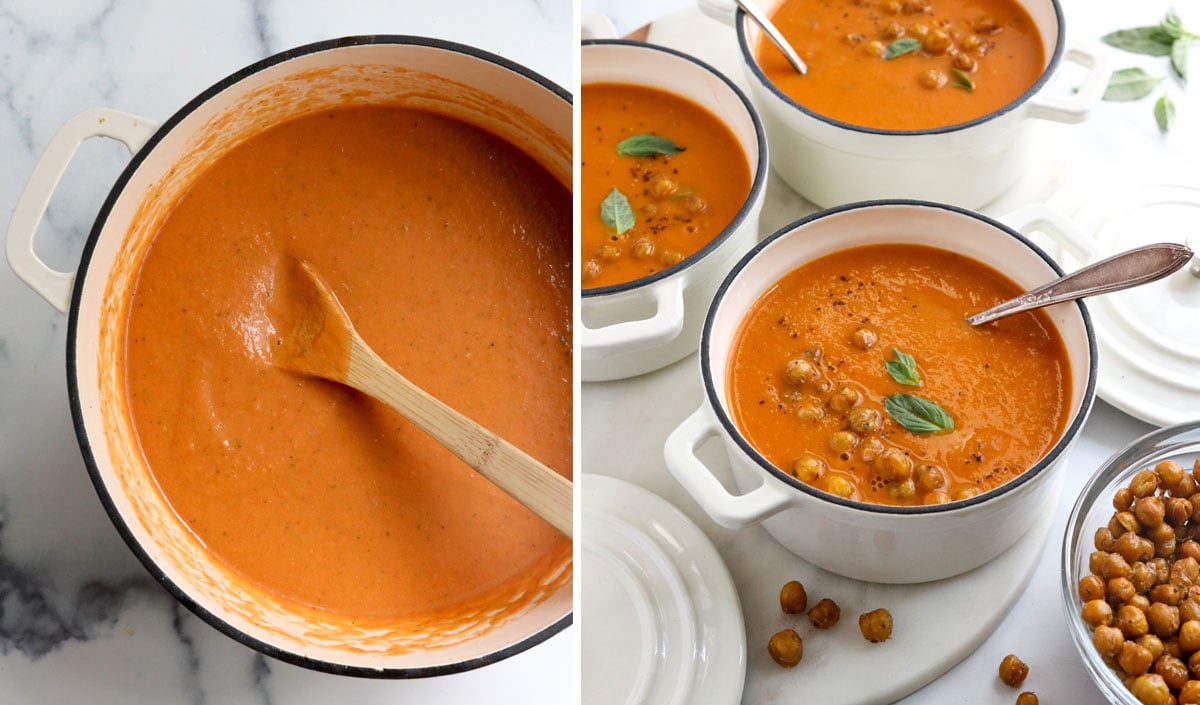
[735,0,807,75]
[966,242,1195,326]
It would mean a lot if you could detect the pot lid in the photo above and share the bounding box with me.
[1047,179,1200,427]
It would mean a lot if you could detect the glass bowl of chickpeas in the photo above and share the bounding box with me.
[1063,420,1200,705]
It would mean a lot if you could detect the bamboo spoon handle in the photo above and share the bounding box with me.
[345,335,574,538]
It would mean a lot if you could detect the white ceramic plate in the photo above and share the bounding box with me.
[581,474,745,705]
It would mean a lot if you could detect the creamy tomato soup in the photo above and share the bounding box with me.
[727,243,1070,506]
[123,105,571,622]
[581,82,751,288]
[758,0,1045,131]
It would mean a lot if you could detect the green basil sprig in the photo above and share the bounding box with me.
[600,188,635,235]
[951,67,975,92]
[885,348,921,387]
[883,38,921,60]
[616,134,685,157]
[1156,93,1177,131]
[884,394,955,436]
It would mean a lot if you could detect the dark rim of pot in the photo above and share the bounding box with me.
[65,34,571,679]
[580,39,769,298]
[736,0,1066,136]
[699,199,1098,515]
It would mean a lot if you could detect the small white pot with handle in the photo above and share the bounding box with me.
[664,200,1097,583]
[581,39,769,382]
[698,0,1110,209]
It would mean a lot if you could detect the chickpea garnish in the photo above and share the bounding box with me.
[850,326,878,350]
[768,629,803,667]
[953,53,977,72]
[998,653,1029,687]
[829,430,860,454]
[660,250,684,267]
[784,358,819,385]
[597,244,621,261]
[631,238,654,259]
[863,40,886,57]
[882,22,905,39]
[583,259,601,282]
[825,475,854,498]
[881,0,901,13]
[791,454,825,483]
[650,176,677,198]
[780,580,808,614]
[808,598,841,629]
[920,68,948,89]
[1015,693,1038,705]
[960,34,981,51]
[685,194,708,215]
[922,29,952,55]
[858,608,893,643]
[848,408,880,434]
[828,387,862,411]
[844,32,867,46]
[1130,673,1171,705]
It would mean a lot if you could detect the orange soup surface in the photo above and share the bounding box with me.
[581,82,752,288]
[123,105,572,624]
[727,243,1070,506]
[758,0,1045,130]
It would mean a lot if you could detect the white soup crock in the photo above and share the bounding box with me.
[581,40,768,382]
[664,200,1098,583]
[699,0,1111,209]
[6,36,571,677]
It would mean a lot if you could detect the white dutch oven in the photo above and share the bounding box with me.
[6,36,571,676]
[665,200,1098,583]
[698,0,1111,208]
[581,40,768,382]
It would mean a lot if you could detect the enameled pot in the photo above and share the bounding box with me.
[698,0,1112,208]
[581,40,768,382]
[5,36,571,677]
[664,200,1098,583]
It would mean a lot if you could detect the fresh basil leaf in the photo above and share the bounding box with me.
[1102,26,1177,56]
[885,348,921,386]
[884,394,955,435]
[1164,8,1185,40]
[1155,93,1176,132]
[1173,38,1190,83]
[884,37,921,60]
[616,134,686,157]
[600,187,635,235]
[951,67,975,92]
[1102,67,1164,101]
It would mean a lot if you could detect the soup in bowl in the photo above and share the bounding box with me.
[699,0,1110,208]
[581,40,768,382]
[665,200,1097,583]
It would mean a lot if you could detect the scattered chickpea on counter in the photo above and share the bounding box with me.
[998,653,1029,687]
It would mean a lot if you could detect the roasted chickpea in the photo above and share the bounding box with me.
[1080,575,1106,602]
[1103,552,1133,580]
[1121,641,1155,676]
[1109,577,1138,604]
[858,608,893,643]
[901,0,929,13]
[829,430,860,454]
[924,491,951,505]
[882,22,905,39]
[809,598,841,629]
[631,238,654,259]
[1129,594,1152,613]
[1189,650,1200,679]
[1082,599,1114,628]
[851,326,878,350]
[684,194,708,215]
[912,464,946,492]
[1138,496,1168,530]
[1117,530,1154,563]
[1182,598,1200,623]
[1015,693,1038,705]
[597,244,621,261]
[1130,673,1171,705]
[1157,654,1190,690]
[828,387,862,411]
[1131,469,1161,498]
[1180,680,1200,705]
[953,53,977,72]
[880,448,914,481]
[791,454,826,483]
[1133,562,1157,593]
[889,478,917,501]
[1091,551,1109,575]
[583,259,602,282]
[1094,625,1126,657]
[1142,634,1167,661]
[796,401,825,423]
[1158,460,1187,488]
[998,654,1029,687]
[780,580,808,614]
[848,408,881,434]
[1182,541,1200,562]
[825,475,854,498]
[973,17,1002,34]
[960,34,982,51]
[660,250,684,267]
[1118,604,1151,638]
[919,68,948,89]
[909,22,930,39]
[784,358,818,385]
[1112,511,1141,536]
[1096,526,1117,552]
[863,40,886,56]
[1151,583,1186,606]
[1181,620,1200,652]
[953,486,981,501]
[1174,557,1200,586]
[650,176,677,198]
[768,629,803,668]
[881,0,901,12]
[1114,487,1135,511]
[922,29,952,54]
[1142,599,1180,637]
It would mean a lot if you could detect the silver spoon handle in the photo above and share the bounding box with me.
[966,242,1194,326]
[734,0,808,75]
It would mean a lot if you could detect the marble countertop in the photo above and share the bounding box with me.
[582,0,1200,703]
[0,2,571,703]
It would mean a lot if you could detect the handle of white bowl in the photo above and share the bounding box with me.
[664,404,794,528]
[697,0,738,26]
[581,278,686,360]
[581,12,619,40]
[1002,202,1099,264]
[6,108,159,314]
[1027,47,1111,124]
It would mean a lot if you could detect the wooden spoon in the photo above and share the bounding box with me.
[272,259,573,538]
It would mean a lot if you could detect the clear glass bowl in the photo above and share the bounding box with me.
[1062,420,1200,703]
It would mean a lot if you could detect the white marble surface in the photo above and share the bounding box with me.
[0,2,572,703]
[581,0,1199,703]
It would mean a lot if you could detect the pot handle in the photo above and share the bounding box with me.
[6,108,159,314]
[581,277,686,360]
[697,0,738,26]
[1001,202,1099,264]
[581,12,619,40]
[1026,47,1111,125]
[664,403,794,528]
